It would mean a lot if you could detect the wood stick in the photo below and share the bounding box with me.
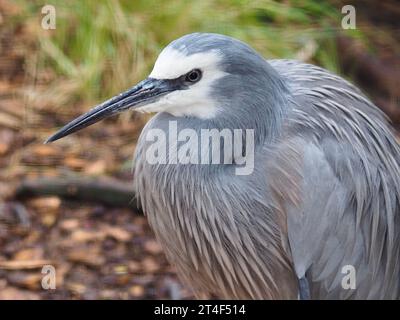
[14,177,141,212]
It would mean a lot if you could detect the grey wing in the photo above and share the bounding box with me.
[269,59,400,299]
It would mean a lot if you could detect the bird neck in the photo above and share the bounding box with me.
[210,64,292,147]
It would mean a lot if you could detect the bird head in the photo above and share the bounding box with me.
[46,33,287,143]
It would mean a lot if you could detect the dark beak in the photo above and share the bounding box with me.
[45,77,177,143]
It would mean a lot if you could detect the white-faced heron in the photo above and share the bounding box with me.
[46,33,400,299]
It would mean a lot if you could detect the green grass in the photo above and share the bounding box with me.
[16,0,353,106]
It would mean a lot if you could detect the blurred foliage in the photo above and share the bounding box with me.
[14,0,359,106]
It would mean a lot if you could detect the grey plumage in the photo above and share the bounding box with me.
[47,33,400,299]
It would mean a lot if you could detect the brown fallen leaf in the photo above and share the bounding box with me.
[42,213,58,227]
[29,196,61,210]
[116,273,131,286]
[70,229,105,243]
[0,181,13,199]
[144,239,163,255]
[128,261,142,273]
[0,259,54,270]
[0,111,20,129]
[0,286,40,300]
[0,142,9,155]
[31,145,59,157]
[13,247,44,261]
[129,285,144,298]
[103,225,131,242]
[64,157,87,170]
[0,99,24,118]
[66,282,86,295]
[28,196,61,226]
[113,264,128,274]
[0,81,13,93]
[85,159,106,175]
[59,218,80,231]
[100,289,118,299]
[142,257,160,273]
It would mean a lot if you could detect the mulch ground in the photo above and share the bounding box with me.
[0,1,192,300]
[0,0,398,300]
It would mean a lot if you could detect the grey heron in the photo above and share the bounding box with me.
[46,33,400,299]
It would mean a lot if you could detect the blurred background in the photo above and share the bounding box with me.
[0,0,399,299]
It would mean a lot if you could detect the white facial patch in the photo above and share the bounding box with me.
[137,47,227,119]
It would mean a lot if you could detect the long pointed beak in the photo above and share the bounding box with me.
[45,77,177,143]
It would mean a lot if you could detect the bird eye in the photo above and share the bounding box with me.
[185,69,202,83]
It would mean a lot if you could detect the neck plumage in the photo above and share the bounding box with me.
[208,62,292,147]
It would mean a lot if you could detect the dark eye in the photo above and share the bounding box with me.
[185,69,202,83]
